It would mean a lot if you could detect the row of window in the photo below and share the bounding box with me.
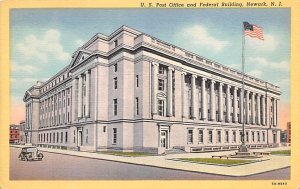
[113,75,139,89]
[187,129,266,144]
[113,98,140,116]
[38,131,68,144]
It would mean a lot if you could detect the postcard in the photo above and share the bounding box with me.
[0,0,299,189]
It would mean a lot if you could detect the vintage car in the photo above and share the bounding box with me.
[18,147,43,161]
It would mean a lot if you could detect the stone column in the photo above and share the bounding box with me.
[245,90,249,124]
[152,62,159,115]
[261,95,266,125]
[257,94,261,125]
[201,77,207,121]
[191,75,197,119]
[251,93,255,124]
[85,70,90,117]
[210,80,216,121]
[226,84,231,123]
[273,98,277,126]
[274,99,277,126]
[71,78,78,122]
[219,83,223,122]
[233,86,238,123]
[167,67,174,117]
[240,89,244,124]
[181,72,187,118]
[266,96,270,127]
[78,74,83,118]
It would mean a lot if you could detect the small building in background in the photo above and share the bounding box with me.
[9,124,20,144]
[286,122,291,145]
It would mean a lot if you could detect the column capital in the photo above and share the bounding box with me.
[192,74,197,78]
[233,86,237,91]
[219,82,224,87]
[85,69,90,74]
[210,79,216,84]
[152,62,159,67]
[168,67,175,71]
[181,71,187,75]
[202,77,207,81]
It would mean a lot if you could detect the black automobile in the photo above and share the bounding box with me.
[18,147,43,161]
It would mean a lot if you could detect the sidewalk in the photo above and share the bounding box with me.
[11,145,290,177]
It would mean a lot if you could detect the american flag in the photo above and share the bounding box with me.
[243,22,264,40]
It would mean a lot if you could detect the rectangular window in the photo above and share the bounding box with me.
[158,99,165,116]
[113,99,118,116]
[136,97,139,115]
[262,132,265,142]
[113,128,117,144]
[158,65,164,74]
[239,131,243,142]
[187,129,193,144]
[114,63,118,72]
[225,131,229,143]
[252,131,255,142]
[217,130,221,143]
[114,77,118,89]
[257,132,260,142]
[158,79,164,91]
[233,131,236,143]
[65,132,68,143]
[103,126,106,132]
[208,130,213,143]
[246,131,249,142]
[136,75,139,87]
[198,130,203,143]
[114,40,118,48]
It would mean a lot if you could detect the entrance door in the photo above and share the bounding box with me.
[160,130,168,149]
[77,127,83,146]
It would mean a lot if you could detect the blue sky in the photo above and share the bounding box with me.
[10,8,290,119]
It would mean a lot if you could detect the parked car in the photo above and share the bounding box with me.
[18,147,43,161]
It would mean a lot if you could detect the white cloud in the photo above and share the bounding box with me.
[12,61,38,73]
[247,57,289,72]
[16,29,70,63]
[247,69,263,78]
[178,25,231,52]
[75,39,84,47]
[246,34,279,51]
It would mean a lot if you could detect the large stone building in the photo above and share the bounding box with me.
[23,26,281,153]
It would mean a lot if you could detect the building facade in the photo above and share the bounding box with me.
[23,26,281,153]
[9,124,20,144]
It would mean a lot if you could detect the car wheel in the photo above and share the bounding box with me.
[37,153,44,160]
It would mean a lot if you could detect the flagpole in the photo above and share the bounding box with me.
[240,23,248,152]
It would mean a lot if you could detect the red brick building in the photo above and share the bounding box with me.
[286,122,291,144]
[9,124,20,144]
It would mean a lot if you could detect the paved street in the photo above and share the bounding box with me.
[10,147,289,180]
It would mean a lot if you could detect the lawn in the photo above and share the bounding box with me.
[99,151,152,157]
[270,150,291,155]
[179,158,254,165]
